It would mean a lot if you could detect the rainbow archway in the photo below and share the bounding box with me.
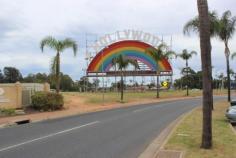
[87,40,172,76]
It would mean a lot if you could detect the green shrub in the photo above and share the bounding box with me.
[31,92,64,111]
[0,108,16,116]
[31,92,47,110]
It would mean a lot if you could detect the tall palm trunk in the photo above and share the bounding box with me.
[115,65,117,92]
[225,42,231,102]
[197,0,213,149]
[121,71,124,101]
[56,52,60,94]
[186,60,189,96]
[156,71,160,98]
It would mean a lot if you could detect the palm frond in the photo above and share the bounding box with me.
[178,49,197,60]
[183,17,199,35]
[209,10,220,36]
[126,59,140,70]
[222,10,232,21]
[157,43,167,50]
[231,52,236,60]
[111,55,139,71]
[145,47,159,61]
[40,36,58,52]
[61,38,78,56]
[145,44,168,61]
[183,11,219,37]
[177,49,187,59]
[165,50,176,59]
[190,51,198,56]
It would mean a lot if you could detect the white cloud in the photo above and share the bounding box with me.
[0,0,236,80]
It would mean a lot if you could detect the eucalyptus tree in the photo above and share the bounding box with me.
[145,44,176,98]
[217,11,236,101]
[111,55,139,102]
[0,70,4,83]
[3,67,23,83]
[40,36,78,93]
[177,49,197,96]
[197,0,213,149]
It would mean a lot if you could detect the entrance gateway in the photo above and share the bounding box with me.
[86,30,173,86]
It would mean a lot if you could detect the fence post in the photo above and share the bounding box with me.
[44,82,50,92]
[15,82,22,108]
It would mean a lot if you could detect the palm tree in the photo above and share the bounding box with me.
[232,52,236,85]
[184,10,236,102]
[197,0,213,149]
[111,55,139,102]
[40,36,78,93]
[145,44,176,98]
[177,49,197,96]
[217,11,236,102]
[218,73,225,90]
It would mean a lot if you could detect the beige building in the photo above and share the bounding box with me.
[0,82,50,109]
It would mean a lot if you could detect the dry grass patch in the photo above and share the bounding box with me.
[63,90,227,105]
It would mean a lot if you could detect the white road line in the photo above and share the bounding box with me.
[133,107,154,113]
[0,121,99,152]
[132,102,174,113]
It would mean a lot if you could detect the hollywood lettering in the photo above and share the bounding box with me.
[92,30,162,52]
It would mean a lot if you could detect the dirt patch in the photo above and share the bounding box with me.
[0,94,199,127]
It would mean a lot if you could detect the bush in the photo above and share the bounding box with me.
[0,108,16,116]
[31,92,64,111]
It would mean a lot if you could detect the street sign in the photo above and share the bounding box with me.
[161,81,169,88]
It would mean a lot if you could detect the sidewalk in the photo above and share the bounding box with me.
[0,96,196,127]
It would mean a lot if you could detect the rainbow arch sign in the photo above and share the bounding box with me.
[87,40,172,76]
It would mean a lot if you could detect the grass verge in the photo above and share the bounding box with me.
[164,101,236,158]
[0,108,16,116]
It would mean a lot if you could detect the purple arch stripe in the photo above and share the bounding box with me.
[105,56,156,71]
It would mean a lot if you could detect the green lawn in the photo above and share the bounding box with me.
[63,89,227,105]
[164,101,236,158]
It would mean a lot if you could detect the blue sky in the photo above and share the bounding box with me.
[0,0,236,81]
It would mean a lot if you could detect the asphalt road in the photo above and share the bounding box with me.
[0,96,226,158]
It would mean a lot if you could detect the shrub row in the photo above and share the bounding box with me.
[0,108,16,116]
[31,92,64,111]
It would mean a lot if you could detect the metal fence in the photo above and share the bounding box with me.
[21,83,45,107]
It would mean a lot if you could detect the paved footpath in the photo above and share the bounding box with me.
[0,96,225,158]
